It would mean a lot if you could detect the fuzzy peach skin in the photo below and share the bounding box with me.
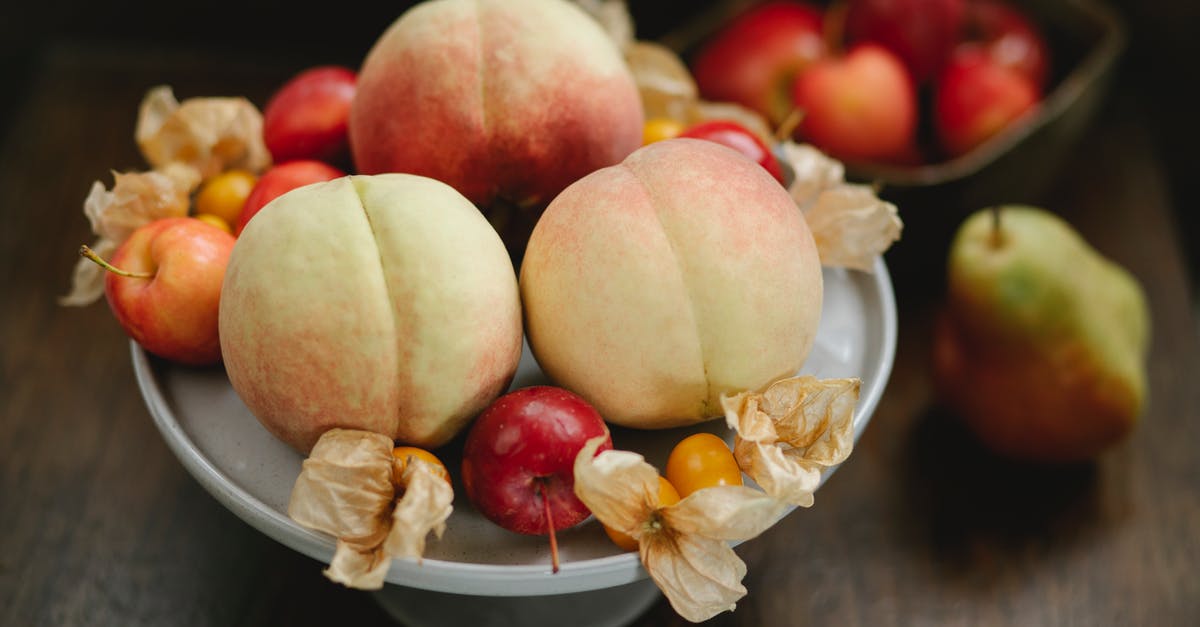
[219,174,522,453]
[520,139,823,428]
[350,0,643,209]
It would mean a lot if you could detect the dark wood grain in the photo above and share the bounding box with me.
[2,38,1196,627]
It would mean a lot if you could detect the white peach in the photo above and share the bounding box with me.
[349,0,643,210]
[220,174,522,452]
[520,139,823,428]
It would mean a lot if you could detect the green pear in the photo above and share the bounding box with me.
[933,206,1150,462]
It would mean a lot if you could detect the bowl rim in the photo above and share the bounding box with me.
[133,257,897,595]
[846,0,1127,187]
[665,0,1128,188]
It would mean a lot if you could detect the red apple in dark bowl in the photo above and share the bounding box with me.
[82,217,235,365]
[965,0,1051,90]
[691,1,826,125]
[461,386,612,572]
[234,160,345,235]
[934,46,1040,157]
[262,66,357,165]
[844,0,967,84]
[791,44,918,163]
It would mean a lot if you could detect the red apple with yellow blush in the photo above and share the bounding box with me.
[790,44,918,163]
[934,46,1039,157]
[82,217,235,365]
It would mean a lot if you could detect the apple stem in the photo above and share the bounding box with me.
[775,108,805,142]
[538,480,560,574]
[79,245,154,279]
[822,0,849,55]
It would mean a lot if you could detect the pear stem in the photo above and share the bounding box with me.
[538,480,560,574]
[989,206,1004,248]
[79,245,153,279]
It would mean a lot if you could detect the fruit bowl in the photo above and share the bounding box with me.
[133,259,895,624]
[670,0,1125,208]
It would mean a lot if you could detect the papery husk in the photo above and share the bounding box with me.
[624,41,699,122]
[781,141,846,210]
[60,164,199,306]
[805,185,901,272]
[780,140,902,272]
[288,429,453,590]
[384,458,454,560]
[574,438,787,623]
[573,438,660,535]
[722,376,860,507]
[620,38,777,148]
[136,85,271,180]
[84,164,199,243]
[59,237,117,307]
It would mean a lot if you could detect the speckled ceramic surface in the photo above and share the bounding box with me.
[133,259,896,597]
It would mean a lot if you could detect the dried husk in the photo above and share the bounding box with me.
[136,85,271,180]
[288,429,453,590]
[780,140,902,271]
[781,141,846,210]
[624,41,699,122]
[805,185,901,272]
[60,164,200,306]
[574,438,787,623]
[619,37,777,147]
[722,376,860,507]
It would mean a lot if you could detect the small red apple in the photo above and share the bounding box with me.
[934,47,1039,157]
[82,217,235,365]
[963,0,1051,89]
[844,0,966,83]
[691,1,826,125]
[262,66,357,165]
[678,120,785,184]
[235,160,345,235]
[461,386,612,572]
[791,44,917,162]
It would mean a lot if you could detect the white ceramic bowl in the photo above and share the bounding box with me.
[133,259,896,604]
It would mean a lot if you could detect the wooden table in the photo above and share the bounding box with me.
[2,41,1197,626]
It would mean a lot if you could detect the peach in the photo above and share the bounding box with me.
[520,139,823,429]
[219,174,522,452]
[350,0,643,210]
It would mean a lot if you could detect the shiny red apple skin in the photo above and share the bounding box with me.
[691,1,826,125]
[964,0,1050,90]
[234,160,345,234]
[844,0,966,83]
[934,47,1039,157]
[791,44,917,162]
[104,217,236,365]
[678,120,786,184]
[262,66,357,164]
[461,386,612,536]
